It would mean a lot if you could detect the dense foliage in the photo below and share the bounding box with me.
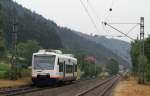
[0,63,10,79]
[17,40,41,67]
[106,59,119,75]
[131,37,150,81]
[76,53,102,77]
[4,67,31,80]
[130,40,140,75]
[0,1,6,57]
[1,0,63,49]
[81,61,102,77]
[62,48,102,77]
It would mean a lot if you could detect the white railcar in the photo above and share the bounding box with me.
[32,49,77,85]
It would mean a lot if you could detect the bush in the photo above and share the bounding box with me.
[0,71,6,78]
[0,63,10,71]
[0,63,10,79]
[146,73,150,82]
[4,67,31,80]
[20,68,31,77]
[4,68,19,80]
[80,61,102,78]
[145,63,150,82]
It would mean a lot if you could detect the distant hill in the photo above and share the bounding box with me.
[1,0,130,66]
[76,32,131,65]
[57,27,130,66]
[1,0,63,49]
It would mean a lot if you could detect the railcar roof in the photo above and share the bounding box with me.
[33,52,77,61]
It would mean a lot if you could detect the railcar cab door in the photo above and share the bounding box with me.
[58,58,66,80]
[73,63,77,79]
[73,63,75,78]
[63,61,66,79]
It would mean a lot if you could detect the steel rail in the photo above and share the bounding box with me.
[76,75,119,96]
[0,86,45,96]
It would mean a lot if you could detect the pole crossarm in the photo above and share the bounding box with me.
[105,22,140,25]
[103,22,135,40]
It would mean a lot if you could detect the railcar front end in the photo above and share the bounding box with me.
[32,50,78,86]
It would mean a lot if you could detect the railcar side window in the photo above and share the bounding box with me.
[66,65,73,73]
[59,63,63,72]
[75,65,77,72]
[58,59,63,72]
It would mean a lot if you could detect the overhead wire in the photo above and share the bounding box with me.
[80,0,137,40]
[103,22,140,38]
[106,22,140,25]
[87,0,111,35]
[105,34,124,38]
[87,0,125,38]
[102,0,139,40]
[87,0,101,22]
[104,0,116,21]
[104,22,135,40]
[79,0,99,33]
[110,0,115,8]
[126,24,139,35]
[101,22,110,33]
[87,0,117,37]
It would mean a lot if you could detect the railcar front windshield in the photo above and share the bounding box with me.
[33,55,56,70]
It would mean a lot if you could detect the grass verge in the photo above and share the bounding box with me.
[0,77,32,88]
[113,77,150,96]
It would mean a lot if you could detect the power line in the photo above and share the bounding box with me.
[87,0,101,22]
[99,35,124,38]
[87,0,112,36]
[87,0,109,35]
[80,0,134,40]
[110,0,115,8]
[79,0,99,33]
[103,22,135,40]
[104,0,117,21]
[86,0,120,38]
[105,12,111,22]
[126,24,139,35]
[106,22,140,25]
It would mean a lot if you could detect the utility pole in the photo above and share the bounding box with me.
[11,16,17,70]
[139,17,144,84]
[94,56,96,76]
[103,17,145,84]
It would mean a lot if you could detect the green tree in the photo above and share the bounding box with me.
[0,1,6,57]
[106,59,119,75]
[144,36,150,81]
[61,48,73,54]
[130,36,150,82]
[145,63,150,81]
[76,54,102,77]
[17,40,40,67]
[144,36,150,62]
[2,0,63,49]
[130,40,140,75]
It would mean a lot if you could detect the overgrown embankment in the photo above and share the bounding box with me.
[113,77,150,96]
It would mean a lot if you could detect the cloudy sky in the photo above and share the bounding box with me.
[13,0,150,42]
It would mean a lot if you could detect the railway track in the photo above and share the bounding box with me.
[0,86,44,96]
[76,75,120,96]
[0,79,89,96]
[0,76,119,96]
